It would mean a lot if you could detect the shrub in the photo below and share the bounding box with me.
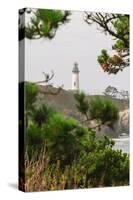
[25,124,46,158]
[44,113,89,165]
[70,133,129,187]
[22,83,129,190]
[23,135,129,191]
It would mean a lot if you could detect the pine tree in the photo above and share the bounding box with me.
[19,8,70,40]
[74,92,119,129]
[85,13,129,74]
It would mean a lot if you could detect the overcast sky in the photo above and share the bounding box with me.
[25,11,129,94]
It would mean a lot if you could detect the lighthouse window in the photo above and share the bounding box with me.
[74,82,76,86]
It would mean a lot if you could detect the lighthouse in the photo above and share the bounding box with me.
[72,62,80,91]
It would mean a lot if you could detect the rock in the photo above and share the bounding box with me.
[96,109,129,138]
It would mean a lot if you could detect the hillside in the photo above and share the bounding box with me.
[36,85,129,138]
[37,85,129,113]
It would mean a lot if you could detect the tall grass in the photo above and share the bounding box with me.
[22,146,128,192]
[24,148,85,191]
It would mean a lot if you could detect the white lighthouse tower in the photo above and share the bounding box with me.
[72,62,80,91]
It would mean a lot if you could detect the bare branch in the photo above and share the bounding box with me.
[35,71,54,84]
[85,12,129,48]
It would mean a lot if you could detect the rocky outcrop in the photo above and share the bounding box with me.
[118,109,129,133]
[96,109,129,138]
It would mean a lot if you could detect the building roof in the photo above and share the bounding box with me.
[72,62,79,73]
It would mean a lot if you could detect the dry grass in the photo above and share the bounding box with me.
[22,148,88,192]
[19,147,129,192]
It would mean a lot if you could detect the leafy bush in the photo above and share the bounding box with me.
[24,133,129,191]
[21,82,129,191]
[75,134,129,187]
[25,124,46,159]
[26,124,45,146]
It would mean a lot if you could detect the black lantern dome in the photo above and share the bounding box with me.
[72,62,79,73]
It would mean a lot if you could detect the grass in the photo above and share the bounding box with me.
[21,146,129,192]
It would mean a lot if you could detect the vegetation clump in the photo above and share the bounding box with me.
[19,82,129,191]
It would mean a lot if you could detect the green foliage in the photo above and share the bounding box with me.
[113,15,129,48]
[24,132,129,191]
[26,124,45,146]
[98,49,126,74]
[67,134,129,187]
[113,39,125,50]
[97,49,109,64]
[32,104,55,127]
[74,92,119,127]
[25,82,39,112]
[25,82,39,128]
[22,9,70,40]
[25,123,46,159]
[75,145,129,187]
[74,92,89,119]
[85,13,129,74]
[21,82,129,190]
[44,113,89,165]
[25,87,56,154]
[89,96,119,126]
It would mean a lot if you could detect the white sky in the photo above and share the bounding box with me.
[25,11,129,95]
